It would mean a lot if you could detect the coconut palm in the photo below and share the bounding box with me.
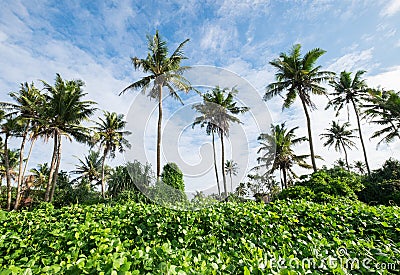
[1,117,22,210]
[255,123,312,189]
[353,160,366,175]
[265,44,334,172]
[225,160,238,193]
[5,82,44,209]
[40,74,96,202]
[363,89,400,146]
[30,163,50,189]
[327,70,371,175]
[192,104,221,195]
[194,87,249,198]
[235,182,247,197]
[71,150,102,187]
[320,121,357,171]
[93,111,131,198]
[120,31,191,179]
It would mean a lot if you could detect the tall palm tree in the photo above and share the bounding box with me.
[192,104,221,196]
[320,121,357,170]
[6,82,44,209]
[1,117,22,210]
[120,31,192,179]
[265,44,334,172]
[194,87,249,198]
[93,111,131,198]
[255,123,311,189]
[71,150,102,187]
[40,74,96,202]
[327,70,371,175]
[224,160,238,193]
[363,89,400,146]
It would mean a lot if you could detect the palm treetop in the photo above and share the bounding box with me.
[120,30,191,101]
[39,73,97,143]
[193,86,249,136]
[320,121,358,152]
[265,44,334,110]
[326,70,367,116]
[93,111,132,158]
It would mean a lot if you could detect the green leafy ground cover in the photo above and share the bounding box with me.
[0,200,399,274]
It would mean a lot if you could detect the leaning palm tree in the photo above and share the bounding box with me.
[265,44,334,172]
[225,160,238,193]
[320,121,357,171]
[71,150,102,187]
[120,31,192,179]
[93,111,131,198]
[326,70,371,175]
[255,123,312,189]
[40,74,97,202]
[194,87,249,198]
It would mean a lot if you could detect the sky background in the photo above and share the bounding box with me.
[1,0,400,194]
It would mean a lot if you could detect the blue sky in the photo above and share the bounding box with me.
[1,0,400,193]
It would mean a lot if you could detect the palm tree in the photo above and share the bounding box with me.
[225,160,238,193]
[30,163,50,189]
[363,89,400,146]
[265,44,334,172]
[6,82,44,209]
[255,123,312,189]
[327,70,371,175]
[194,87,249,198]
[320,121,357,170]
[192,104,221,196]
[235,182,247,197]
[93,111,131,198]
[353,160,366,175]
[120,31,192,179]
[71,150,102,187]
[1,117,22,210]
[40,74,96,202]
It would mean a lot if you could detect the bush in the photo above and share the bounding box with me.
[358,159,400,205]
[161,162,185,191]
[277,167,363,202]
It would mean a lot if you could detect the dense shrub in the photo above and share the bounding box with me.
[358,159,400,205]
[277,167,363,202]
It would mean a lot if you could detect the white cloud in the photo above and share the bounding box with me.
[380,0,400,17]
[326,48,375,73]
[366,66,400,90]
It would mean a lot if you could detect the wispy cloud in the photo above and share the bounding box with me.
[326,48,376,73]
[380,0,400,17]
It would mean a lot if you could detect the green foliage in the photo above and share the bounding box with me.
[0,200,399,274]
[161,162,184,191]
[108,161,154,198]
[278,167,363,202]
[358,158,400,205]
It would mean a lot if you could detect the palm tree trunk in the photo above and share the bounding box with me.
[220,132,228,198]
[100,151,107,198]
[14,126,29,210]
[341,141,350,171]
[49,135,62,202]
[230,173,233,193]
[45,130,58,202]
[351,98,371,176]
[156,84,163,180]
[22,137,36,180]
[300,95,317,172]
[282,167,288,189]
[212,131,221,196]
[4,134,12,211]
